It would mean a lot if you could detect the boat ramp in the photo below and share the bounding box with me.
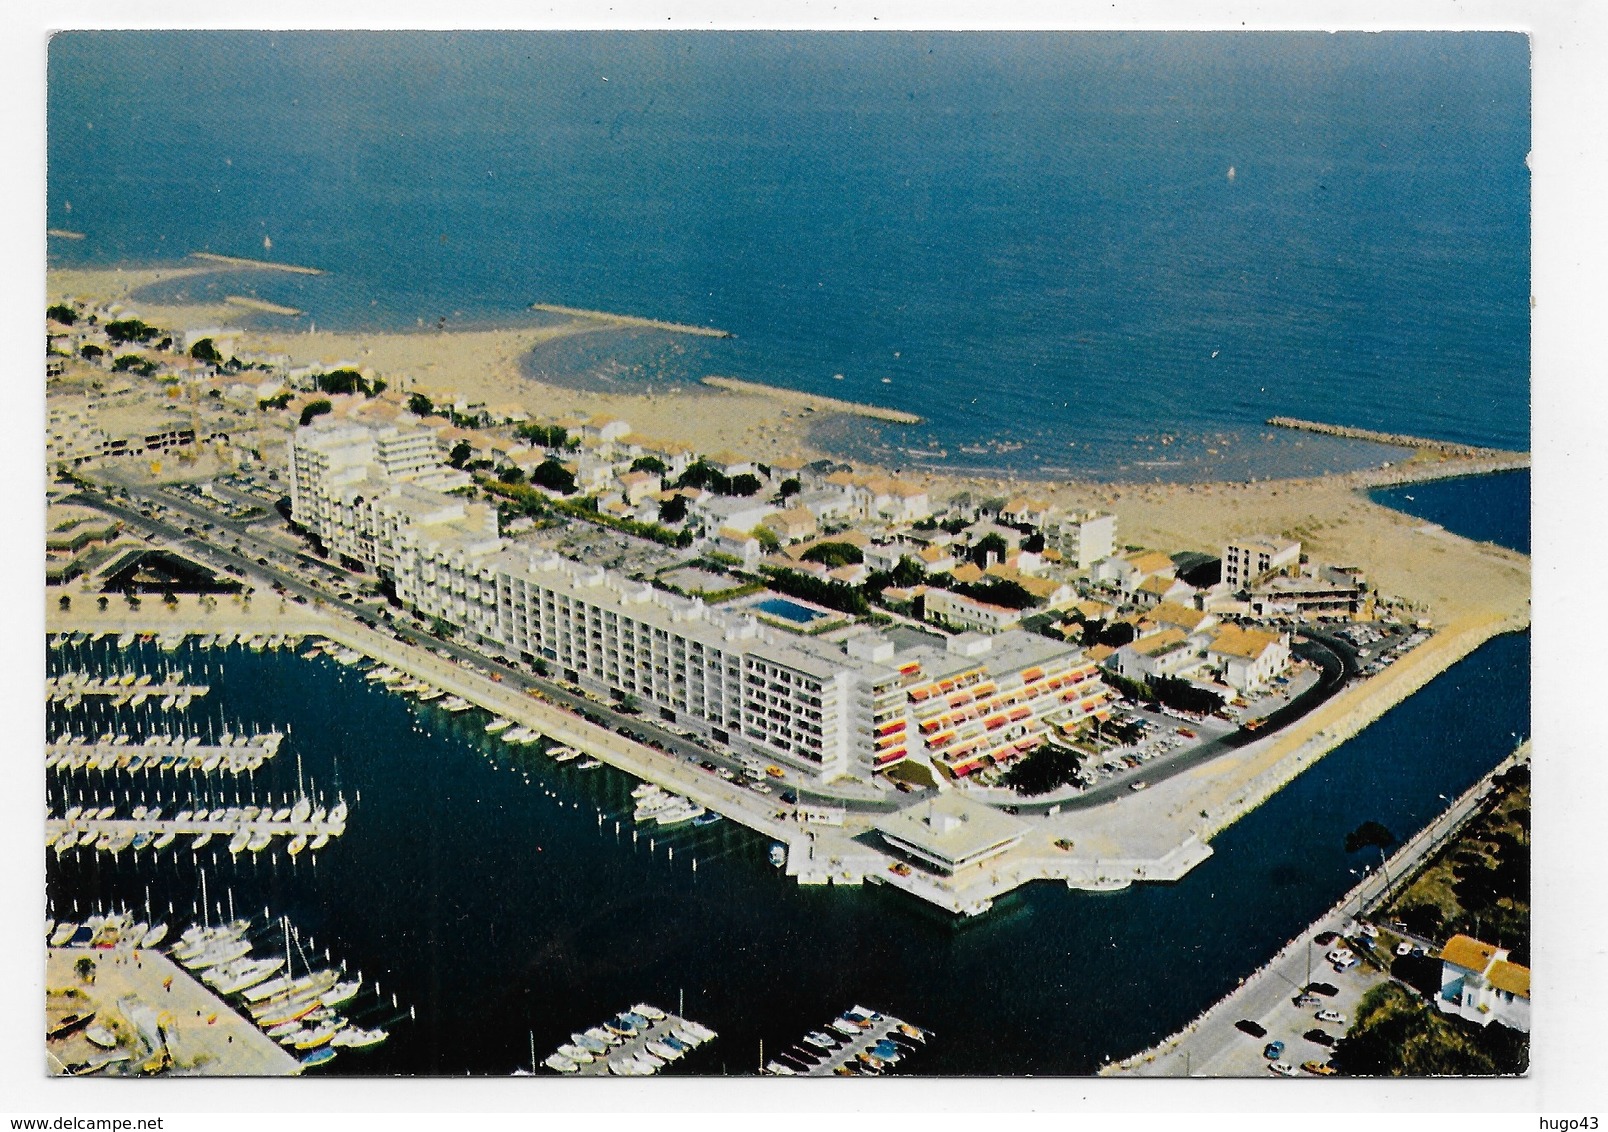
[46,729,284,776]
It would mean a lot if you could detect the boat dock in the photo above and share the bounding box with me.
[544,1005,717,1075]
[47,730,284,776]
[47,672,210,708]
[764,1006,928,1077]
[47,796,347,857]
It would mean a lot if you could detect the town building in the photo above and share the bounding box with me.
[1205,625,1291,691]
[1437,934,1531,1033]
[874,792,1028,875]
[1042,509,1118,569]
[1222,534,1302,590]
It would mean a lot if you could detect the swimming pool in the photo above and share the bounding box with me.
[750,597,833,625]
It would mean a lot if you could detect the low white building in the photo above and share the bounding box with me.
[1042,509,1117,570]
[1205,625,1291,692]
[924,589,1022,634]
[1437,934,1531,1033]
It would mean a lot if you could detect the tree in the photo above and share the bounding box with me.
[529,459,577,495]
[74,957,96,984]
[105,318,160,344]
[299,399,333,426]
[952,578,1038,610]
[802,541,863,568]
[754,527,781,553]
[780,478,802,500]
[497,465,526,484]
[730,473,762,497]
[971,532,1009,567]
[630,455,667,475]
[448,440,473,468]
[313,368,372,396]
[47,303,77,325]
[97,595,108,612]
[659,495,688,524]
[259,392,292,411]
[1344,821,1395,854]
[80,344,104,360]
[58,594,71,611]
[407,392,435,417]
[1001,743,1089,796]
[516,423,568,448]
[189,337,222,364]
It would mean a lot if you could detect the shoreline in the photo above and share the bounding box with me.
[190,251,325,276]
[531,302,731,338]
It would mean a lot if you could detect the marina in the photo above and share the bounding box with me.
[542,1005,717,1075]
[764,1006,928,1077]
[47,795,347,857]
[46,729,285,776]
[46,669,211,709]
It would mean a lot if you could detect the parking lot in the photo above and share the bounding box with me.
[1187,925,1389,1077]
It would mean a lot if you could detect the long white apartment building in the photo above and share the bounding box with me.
[290,421,1109,785]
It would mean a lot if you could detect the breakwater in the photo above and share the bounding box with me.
[1268,417,1522,459]
[225,295,305,316]
[701,376,924,425]
[191,252,325,276]
[531,303,732,338]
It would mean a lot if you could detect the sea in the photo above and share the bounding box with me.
[45,627,1529,1076]
[1370,468,1531,555]
[45,31,1530,481]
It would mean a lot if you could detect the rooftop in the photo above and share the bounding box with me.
[874,792,1028,871]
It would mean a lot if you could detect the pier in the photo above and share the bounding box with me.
[548,1007,717,1075]
[701,376,924,424]
[1266,416,1522,458]
[531,302,732,338]
[46,730,284,776]
[47,796,347,857]
[225,295,305,317]
[190,251,325,275]
[764,1007,927,1077]
[47,672,210,708]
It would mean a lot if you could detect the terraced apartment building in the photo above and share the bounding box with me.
[290,421,1111,785]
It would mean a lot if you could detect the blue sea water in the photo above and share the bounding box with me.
[1371,468,1530,555]
[46,32,1529,480]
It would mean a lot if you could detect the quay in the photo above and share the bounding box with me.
[47,946,302,1076]
[190,251,325,275]
[1266,416,1524,459]
[43,588,1528,921]
[701,375,924,424]
[46,730,284,776]
[531,302,732,338]
[1103,739,1531,1077]
[47,796,346,856]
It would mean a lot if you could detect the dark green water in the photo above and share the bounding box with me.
[45,629,1528,1075]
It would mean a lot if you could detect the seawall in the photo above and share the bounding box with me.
[701,376,924,425]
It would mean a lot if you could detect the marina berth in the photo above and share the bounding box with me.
[548,1006,715,1076]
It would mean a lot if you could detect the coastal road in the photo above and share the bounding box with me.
[1110,741,1527,1077]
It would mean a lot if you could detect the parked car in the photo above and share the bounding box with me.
[1293,993,1321,1008]
[1301,1060,1338,1076]
[1235,1019,1267,1038]
[1263,1041,1285,1060]
[1315,1010,1347,1025]
[1305,982,1339,997]
[1267,1061,1296,1077]
[1302,1029,1336,1048]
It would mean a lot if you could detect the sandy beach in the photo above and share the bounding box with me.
[49,266,1530,634]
